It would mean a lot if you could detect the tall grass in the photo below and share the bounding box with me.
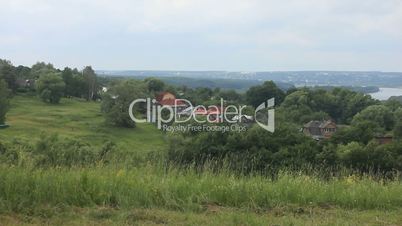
[0,164,401,213]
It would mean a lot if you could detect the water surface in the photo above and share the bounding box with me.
[370,88,402,100]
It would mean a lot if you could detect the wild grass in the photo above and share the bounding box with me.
[0,165,401,214]
[2,206,402,226]
[2,95,402,225]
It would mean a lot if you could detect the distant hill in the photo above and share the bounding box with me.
[309,85,380,94]
[98,75,294,92]
[96,70,402,88]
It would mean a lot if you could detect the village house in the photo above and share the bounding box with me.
[303,120,337,140]
[15,79,35,89]
[375,135,393,145]
[156,92,188,111]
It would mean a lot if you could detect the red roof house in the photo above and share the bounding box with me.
[156,92,187,106]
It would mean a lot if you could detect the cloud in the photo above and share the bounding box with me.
[0,0,401,70]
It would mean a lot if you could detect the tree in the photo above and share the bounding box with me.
[15,65,31,79]
[394,122,402,140]
[0,79,10,124]
[101,80,147,128]
[31,62,56,79]
[0,59,17,92]
[218,90,242,103]
[330,121,377,145]
[62,67,84,98]
[36,73,66,104]
[279,90,314,123]
[394,108,402,140]
[336,142,368,169]
[343,92,378,123]
[352,105,394,131]
[246,81,285,108]
[83,66,97,100]
[145,78,165,93]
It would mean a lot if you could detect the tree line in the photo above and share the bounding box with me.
[0,59,98,124]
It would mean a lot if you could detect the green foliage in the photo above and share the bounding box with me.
[217,89,243,104]
[83,66,97,100]
[1,166,402,213]
[182,87,215,105]
[168,123,321,173]
[0,79,10,124]
[0,95,167,155]
[32,134,97,167]
[36,73,66,103]
[0,59,17,92]
[394,108,402,139]
[330,121,377,145]
[101,80,147,128]
[246,81,285,107]
[0,141,18,165]
[14,65,31,79]
[61,67,88,98]
[280,88,378,124]
[385,98,402,111]
[30,62,56,79]
[336,141,402,173]
[394,121,402,140]
[389,95,402,103]
[352,105,394,131]
[145,77,165,93]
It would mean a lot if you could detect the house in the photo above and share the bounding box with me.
[375,135,393,145]
[15,79,35,89]
[156,92,188,111]
[177,106,207,117]
[303,120,337,140]
[231,115,254,123]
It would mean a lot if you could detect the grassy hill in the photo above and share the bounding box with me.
[1,95,402,225]
[0,95,166,153]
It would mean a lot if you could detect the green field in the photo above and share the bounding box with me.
[0,95,166,153]
[1,96,402,225]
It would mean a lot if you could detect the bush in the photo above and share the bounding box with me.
[101,80,147,128]
[36,73,65,104]
[167,123,321,174]
[33,134,96,167]
[0,141,20,165]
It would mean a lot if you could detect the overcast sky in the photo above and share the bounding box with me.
[1,0,402,71]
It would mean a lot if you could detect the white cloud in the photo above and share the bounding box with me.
[0,0,401,70]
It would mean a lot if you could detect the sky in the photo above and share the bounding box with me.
[1,0,402,71]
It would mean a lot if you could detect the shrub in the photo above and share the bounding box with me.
[101,80,147,128]
[36,73,65,103]
[33,134,96,167]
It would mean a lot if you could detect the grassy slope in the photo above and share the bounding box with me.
[1,167,402,210]
[2,207,402,226]
[0,95,166,153]
[1,95,402,225]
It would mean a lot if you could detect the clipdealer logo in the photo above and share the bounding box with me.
[128,98,275,132]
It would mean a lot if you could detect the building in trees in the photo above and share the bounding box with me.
[15,79,35,90]
[156,92,187,110]
[374,135,393,145]
[303,120,337,140]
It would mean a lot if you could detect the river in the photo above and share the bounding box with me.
[370,88,402,101]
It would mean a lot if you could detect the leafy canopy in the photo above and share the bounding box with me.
[36,73,66,104]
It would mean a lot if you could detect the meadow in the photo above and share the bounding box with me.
[0,95,166,153]
[1,95,402,225]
